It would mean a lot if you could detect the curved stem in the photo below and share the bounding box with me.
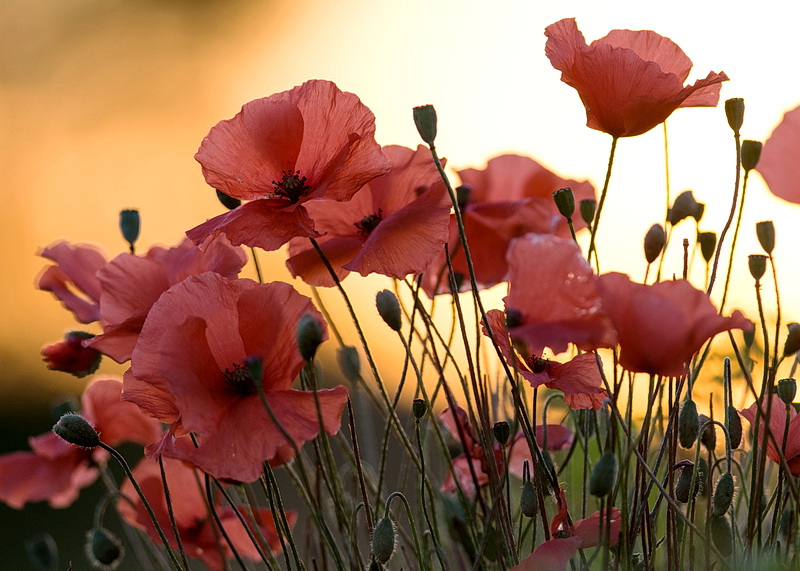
[707,131,742,297]
[587,136,619,271]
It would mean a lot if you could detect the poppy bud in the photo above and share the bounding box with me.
[725,98,745,134]
[119,209,140,252]
[675,463,702,503]
[216,189,241,210]
[25,533,58,570]
[376,290,402,332]
[778,378,797,405]
[296,313,324,361]
[589,451,618,497]
[520,480,537,517]
[53,413,100,448]
[678,399,699,448]
[553,187,575,219]
[748,254,767,281]
[754,220,775,255]
[710,515,733,556]
[493,422,511,446]
[337,346,361,382]
[41,331,102,378]
[579,199,596,226]
[371,516,396,564]
[456,184,473,210]
[726,406,742,449]
[643,224,666,264]
[412,398,427,420]
[413,105,437,146]
[741,140,763,172]
[785,323,800,357]
[744,327,756,349]
[668,191,703,226]
[86,528,124,569]
[698,231,717,263]
[711,473,735,517]
[698,414,716,451]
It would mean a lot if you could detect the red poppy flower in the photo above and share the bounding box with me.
[187,80,392,251]
[740,395,800,475]
[757,105,800,204]
[37,242,107,323]
[124,272,349,482]
[41,331,102,377]
[0,378,161,509]
[503,234,617,356]
[483,309,608,410]
[596,273,752,376]
[286,145,450,286]
[118,457,293,570]
[545,18,728,138]
[422,154,596,296]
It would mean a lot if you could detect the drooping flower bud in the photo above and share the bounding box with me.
[756,220,775,254]
[678,399,699,448]
[698,232,717,263]
[725,98,745,134]
[371,516,396,564]
[41,331,101,378]
[589,451,618,497]
[25,533,58,570]
[675,463,703,503]
[748,254,767,281]
[698,414,716,451]
[85,528,124,569]
[711,473,735,517]
[53,413,100,448]
[668,191,703,226]
[296,313,324,361]
[216,189,241,210]
[376,290,402,332]
[784,323,800,357]
[413,105,437,146]
[520,480,537,517]
[778,378,797,405]
[553,187,575,219]
[412,399,427,420]
[493,422,511,446]
[710,515,733,556]
[579,199,596,226]
[119,209,140,253]
[337,346,361,382]
[643,224,666,264]
[741,140,763,171]
[726,406,742,449]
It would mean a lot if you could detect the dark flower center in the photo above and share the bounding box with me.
[527,355,551,374]
[223,363,257,397]
[354,209,383,236]
[272,170,311,204]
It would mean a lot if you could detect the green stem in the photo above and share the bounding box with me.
[587,136,619,271]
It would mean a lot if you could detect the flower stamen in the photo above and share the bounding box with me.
[272,170,311,204]
[354,209,383,236]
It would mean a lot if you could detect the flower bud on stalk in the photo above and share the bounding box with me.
[413,105,437,146]
[711,473,735,517]
[520,480,537,517]
[86,528,124,569]
[698,414,716,451]
[725,98,745,134]
[376,290,402,332]
[553,187,575,219]
[371,516,396,564]
[698,232,717,263]
[296,313,324,361]
[749,254,767,281]
[589,451,618,497]
[678,399,699,448]
[778,378,797,405]
[579,199,596,226]
[493,421,511,446]
[456,184,473,210]
[726,406,742,449]
[756,220,775,254]
[119,209,140,252]
[412,398,427,420]
[710,515,734,557]
[643,224,666,264]
[675,463,703,503]
[53,413,100,448]
[741,140,763,171]
[785,323,800,357]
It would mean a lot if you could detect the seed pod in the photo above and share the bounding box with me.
[725,98,745,134]
[756,220,774,254]
[412,399,427,420]
[726,406,742,449]
[711,473,735,517]
[579,199,596,226]
[589,451,618,497]
[778,378,797,405]
[741,140,763,172]
[119,209,141,252]
[520,480,537,518]
[371,516,396,564]
[413,105,437,146]
[710,515,733,557]
[553,187,575,219]
[678,399,699,448]
[749,254,768,281]
[698,231,717,263]
[785,323,800,357]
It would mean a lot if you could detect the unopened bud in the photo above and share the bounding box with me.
[553,187,575,219]
[778,378,797,405]
[755,220,775,254]
[643,224,666,264]
[749,254,767,281]
[725,98,745,134]
[579,199,596,226]
[698,415,716,451]
[376,290,402,332]
[371,516,396,564]
[711,473,735,517]
[413,105,437,146]
[742,140,763,171]
[668,191,703,226]
[744,328,756,349]
[86,528,123,569]
[456,185,473,210]
[493,421,511,446]
[675,463,702,503]
[678,399,699,448]
[726,406,742,449]
[119,209,140,253]
[25,533,58,570]
[53,413,100,448]
[710,515,733,556]
[785,323,800,357]
[589,451,618,497]
[698,232,717,263]
[296,313,324,361]
[216,189,241,210]
[520,480,537,517]
[412,399,427,420]
[337,346,361,382]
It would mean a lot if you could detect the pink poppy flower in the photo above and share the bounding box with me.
[545,18,728,138]
[124,272,349,482]
[757,105,800,204]
[41,331,101,377]
[37,242,107,323]
[483,309,608,410]
[286,145,450,286]
[596,273,752,376]
[504,234,617,356]
[740,395,800,475]
[0,378,161,509]
[187,80,392,251]
[118,457,293,570]
[422,154,596,296]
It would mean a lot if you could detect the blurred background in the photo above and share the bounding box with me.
[2,0,799,567]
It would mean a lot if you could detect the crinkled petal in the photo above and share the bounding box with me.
[572,507,622,548]
[758,105,800,204]
[512,537,583,571]
[81,377,162,447]
[0,450,97,509]
[596,29,692,81]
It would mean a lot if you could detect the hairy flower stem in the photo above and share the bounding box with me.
[587,136,619,271]
[211,478,273,568]
[346,400,374,533]
[718,169,750,312]
[158,456,191,570]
